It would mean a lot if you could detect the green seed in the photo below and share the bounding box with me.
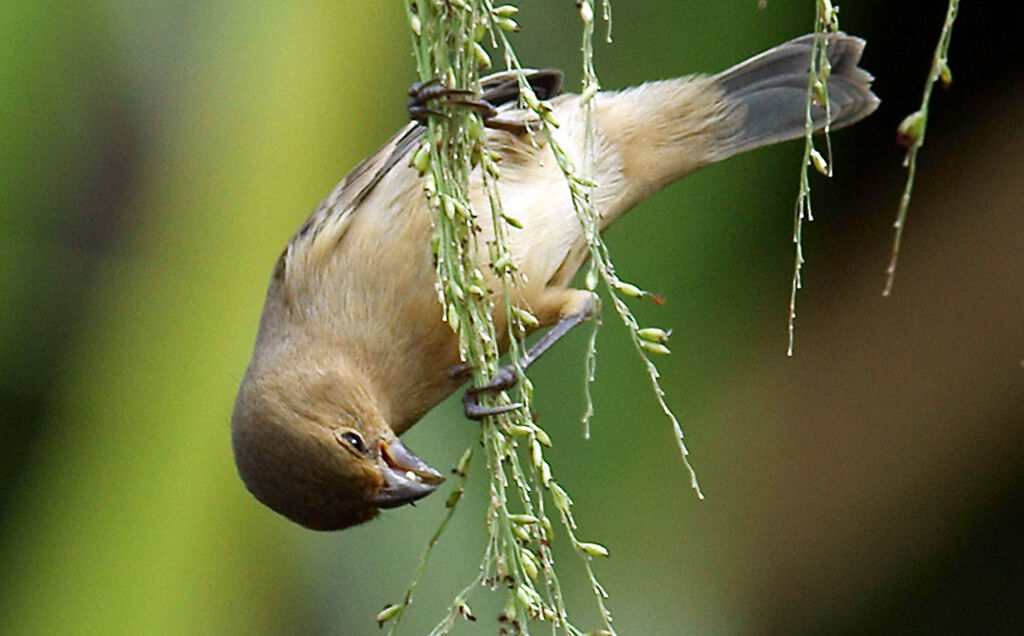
[515,586,533,609]
[493,252,512,272]
[534,427,551,447]
[579,0,594,23]
[411,142,431,174]
[454,447,473,475]
[512,522,532,544]
[639,340,670,356]
[810,148,829,176]
[540,461,552,485]
[637,327,669,344]
[581,82,599,104]
[446,486,464,508]
[492,4,519,18]
[938,59,953,87]
[495,17,520,33]
[578,541,609,558]
[516,307,539,328]
[615,281,644,298]
[818,0,835,23]
[550,483,572,513]
[522,87,541,111]
[530,438,543,469]
[503,214,523,229]
[520,549,539,581]
[813,79,828,108]
[447,305,460,332]
[509,513,539,525]
[376,604,401,625]
[898,110,926,146]
[507,423,532,437]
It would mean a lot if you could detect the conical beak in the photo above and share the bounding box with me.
[373,439,445,508]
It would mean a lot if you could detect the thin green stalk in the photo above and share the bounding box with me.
[384,449,475,635]
[883,0,961,296]
[788,0,839,356]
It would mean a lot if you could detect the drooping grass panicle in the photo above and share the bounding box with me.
[883,0,961,297]
[787,0,840,356]
[386,2,623,634]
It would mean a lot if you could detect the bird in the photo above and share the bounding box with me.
[231,33,879,531]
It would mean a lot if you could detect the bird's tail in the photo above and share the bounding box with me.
[591,33,878,213]
[712,32,879,159]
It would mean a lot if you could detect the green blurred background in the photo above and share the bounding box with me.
[2,1,1021,634]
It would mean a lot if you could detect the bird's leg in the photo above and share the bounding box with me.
[463,294,596,420]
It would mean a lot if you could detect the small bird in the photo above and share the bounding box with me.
[232,33,878,531]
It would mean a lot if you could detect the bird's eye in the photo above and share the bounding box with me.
[339,431,368,454]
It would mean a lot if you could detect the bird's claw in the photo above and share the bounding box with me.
[461,365,523,420]
[466,366,519,395]
[407,79,498,124]
[407,77,535,134]
[462,394,524,420]
[446,363,474,381]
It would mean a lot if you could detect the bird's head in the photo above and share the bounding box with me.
[230,357,444,531]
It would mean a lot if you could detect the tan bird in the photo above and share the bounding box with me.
[232,33,878,531]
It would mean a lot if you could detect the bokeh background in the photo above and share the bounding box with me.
[2,1,1021,634]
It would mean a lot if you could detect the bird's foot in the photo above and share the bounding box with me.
[407,77,533,134]
[407,79,497,124]
[461,365,524,420]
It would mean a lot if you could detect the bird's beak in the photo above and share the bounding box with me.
[373,439,445,508]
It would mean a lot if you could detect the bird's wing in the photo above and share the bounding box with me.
[277,121,424,286]
[274,69,564,291]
